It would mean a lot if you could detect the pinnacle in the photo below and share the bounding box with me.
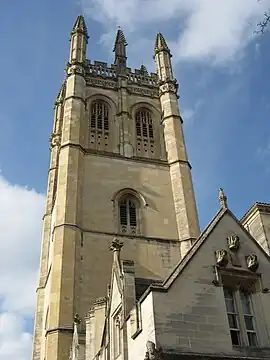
[71,15,89,38]
[219,188,228,209]
[55,80,66,104]
[113,27,127,52]
[154,32,170,54]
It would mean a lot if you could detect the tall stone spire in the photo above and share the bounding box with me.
[113,27,127,70]
[154,32,200,258]
[69,15,89,64]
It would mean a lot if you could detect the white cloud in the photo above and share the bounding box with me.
[82,0,270,64]
[0,313,32,360]
[182,99,204,125]
[0,174,45,360]
[257,140,270,159]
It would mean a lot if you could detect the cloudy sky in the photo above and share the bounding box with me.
[1,0,270,359]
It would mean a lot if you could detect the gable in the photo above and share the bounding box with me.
[110,270,122,316]
[163,209,270,291]
[150,210,270,355]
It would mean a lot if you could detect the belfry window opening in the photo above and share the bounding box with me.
[119,197,138,234]
[89,100,109,149]
[135,108,154,157]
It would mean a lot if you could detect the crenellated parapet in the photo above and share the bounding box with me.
[85,59,159,97]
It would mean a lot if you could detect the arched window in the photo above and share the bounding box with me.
[119,196,139,234]
[89,100,109,150]
[135,108,155,157]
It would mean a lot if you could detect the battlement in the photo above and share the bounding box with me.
[85,59,158,87]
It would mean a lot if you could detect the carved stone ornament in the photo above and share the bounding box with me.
[86,77,118,90]
[50,134,61,148]
[110,238,123,252]
[144,341,163,360]
[66,63,85,76]
[227,234,240,251]
[246,254,259,271]
[128,86,158,98]
[159,82,178,96]
[74,313,81,325]
[215,249,228,267]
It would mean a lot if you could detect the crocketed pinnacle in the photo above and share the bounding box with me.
[219,188,228,209]
[154,32,170,55]
[113,28,127,52]
[71,15,89,38]
[55,80,66,105]
[113,27,127,68]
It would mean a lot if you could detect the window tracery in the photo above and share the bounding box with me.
[135,108,155,157]
[89,100,109,150]
[119,196,139,235]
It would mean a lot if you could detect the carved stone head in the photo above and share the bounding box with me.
[144,341,162,360]
[227,234,240,251]
[246,254,259,271]
[215,249,228,267]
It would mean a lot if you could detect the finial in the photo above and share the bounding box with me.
[154,32,171,56]
[110,238,123,252]
[219,188,228,209]
[110,238,123,264]
[74,313,81,325]
[71,15,89,39]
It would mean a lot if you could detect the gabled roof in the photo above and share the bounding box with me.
[138,207,270,302]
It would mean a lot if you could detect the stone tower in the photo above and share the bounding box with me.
[31,16,200,360]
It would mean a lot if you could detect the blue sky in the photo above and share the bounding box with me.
[0,0,270,359]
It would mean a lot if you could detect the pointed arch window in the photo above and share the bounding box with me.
[119,196,139,235]
[89,100,109,150]
[135,108,155,157]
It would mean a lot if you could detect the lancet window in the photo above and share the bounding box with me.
[135,108,155,157]
[89,100,109,150]
[119,196,139,235]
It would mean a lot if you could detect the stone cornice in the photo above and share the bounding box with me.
[161,114,183,124]
[52,222,180,244]
[169,159,192,170]
[65,95,86,105]
[45,327,73,337]
[59,142,169,167]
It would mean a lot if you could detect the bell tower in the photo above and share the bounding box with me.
[32,16,200,360]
